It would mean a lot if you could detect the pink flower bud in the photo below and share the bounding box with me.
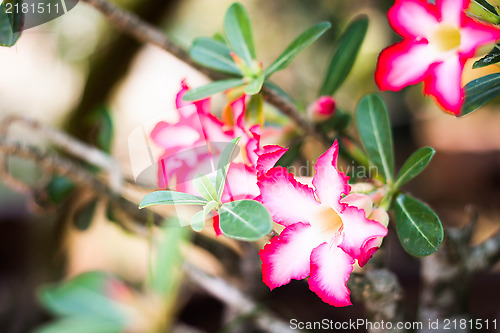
[307,96,336,122]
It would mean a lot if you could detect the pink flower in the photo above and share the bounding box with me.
[151,80,261,200]
[375,0,500,115]
[257,141,388,306]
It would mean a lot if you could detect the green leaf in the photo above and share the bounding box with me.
[394,147,435,189]
[461,73,500,116]
[319,16,368,96]
[394,194,444,257]
[468,0,500,24]
[215,137,241,202]
[35,317,122,333]
[190,210,206,232]
[190,37,242,76]
[139,191,208,208]
[264,21,331,77]
[183,79,245,101]
[74,199,98,231]
[151,220,186,296]
[38,272,125,323]
[46,175,76,204]
[224,3,256,65]
[0,1,23,47]
[263,81,297,106]
[473,44,500,69]
[193,175,218,202]
[218,200,272,241]
[355,94,395,184]
[244,74,264,95]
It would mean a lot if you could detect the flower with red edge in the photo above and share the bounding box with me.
[375,0,500,115]
[257,141,388,306]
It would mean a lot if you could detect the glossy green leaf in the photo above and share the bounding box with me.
[224,3,256,65]
[394,194,443,257]
[35,317,122,333]
[0,1,23,47]
[468,0,500,24]
[193,175,218,202]
[395,147,435,189]
[139,191,208,208]
[218,200,272,241]
[190,37,242,75]
[74,199,98,231]
[319,16,368,95]
[38,272,125,322]
[355,94,395,184]
[244,74,264,95]
[473,44,500,69]
[216,137,241,201]
[461,73,500,116]
[183,79,245,101]
[151,220,185,296]
[264,22,331,77]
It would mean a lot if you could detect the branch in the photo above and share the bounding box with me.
[78,0,326,144]
[184,263,297,333]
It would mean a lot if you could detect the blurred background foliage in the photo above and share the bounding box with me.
[0,0,499,332]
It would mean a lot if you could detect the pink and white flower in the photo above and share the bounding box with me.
[257,141,388,306]
[151,80,261,200]
[375,0,500,115]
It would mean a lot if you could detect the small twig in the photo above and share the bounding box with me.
[184,263,297,333]
[0,115,122,193]
[78,0,327,144]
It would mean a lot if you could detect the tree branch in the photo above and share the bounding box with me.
[78,0,326,144]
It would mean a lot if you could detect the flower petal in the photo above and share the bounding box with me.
[376,40,438,91]
[312,141,350,211]
[258,167,319,226]
[437,0,467,26]
[151,122,202,152]
[388,0,439,39]
[222,163,259,201]
[423,55,466,115]
[256,145,288,175]
[338,205,388,262]
[308,243,354,307]
[260,223,322,289]
[340,193,373,218]
[459,17,500,58]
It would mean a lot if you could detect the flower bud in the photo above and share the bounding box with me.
[307,96,336,122]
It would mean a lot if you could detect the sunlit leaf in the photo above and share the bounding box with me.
[183,79,245,101]
[224,3,256,65]
[218,200,272,241]
[139,191,208,208]
[190,37,242,75]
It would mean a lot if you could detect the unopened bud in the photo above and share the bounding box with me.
[307,96,336,122]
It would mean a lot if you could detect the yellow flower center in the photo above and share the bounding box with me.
[313,204,343,235]
[432,24,461,52]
